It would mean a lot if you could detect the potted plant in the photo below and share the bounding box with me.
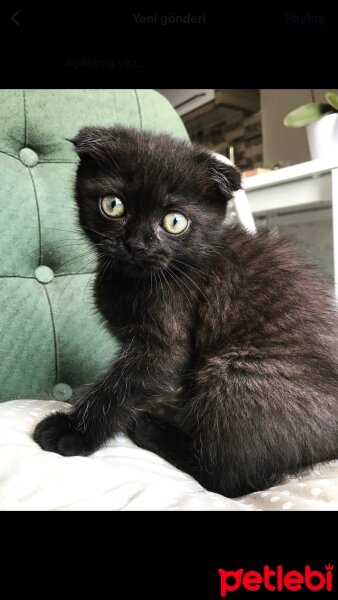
[283,92,338,160]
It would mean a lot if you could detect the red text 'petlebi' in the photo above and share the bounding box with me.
[218,564,334,595]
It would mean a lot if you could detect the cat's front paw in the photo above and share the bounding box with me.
[33,412,93,456]
[127,413,162,453]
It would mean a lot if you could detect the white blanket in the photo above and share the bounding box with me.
[1,400,338,511]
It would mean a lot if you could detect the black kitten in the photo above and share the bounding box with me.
[34,126,338,498]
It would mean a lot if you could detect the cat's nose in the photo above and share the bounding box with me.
[123,236,148,255]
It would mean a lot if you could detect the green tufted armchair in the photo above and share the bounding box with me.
[0,89,188,402]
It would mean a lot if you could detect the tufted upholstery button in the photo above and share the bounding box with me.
[52,383,73,401]
[35,265,54,284]
[19,147,39,167]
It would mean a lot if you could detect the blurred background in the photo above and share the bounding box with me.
[158,89,338,285]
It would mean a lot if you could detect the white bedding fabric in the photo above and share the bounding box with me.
[1,399,338,511]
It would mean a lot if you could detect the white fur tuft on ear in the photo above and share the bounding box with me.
[212,152,256,233]
[205,151,242,197]
[211,151,235,167]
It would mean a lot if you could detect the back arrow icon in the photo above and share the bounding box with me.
[11,10,20,26]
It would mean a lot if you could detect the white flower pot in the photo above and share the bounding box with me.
[306,113,338,160]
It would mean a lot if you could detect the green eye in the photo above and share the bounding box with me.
[100,195,125,218]
[162,212,189,234]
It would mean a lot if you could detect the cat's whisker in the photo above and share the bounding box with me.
[30,222,113,245]
[83,251,110,302]
[44,242,89,252]
[158,269,166,306]
[55,250,97,272]
[153,270,159,297]
[80,225,113,244]
[46,241,106,254]
[55,255,99,305]
[97,255,112,289]
[28,225,113,252]
[108,256,117,276]
[166,266,194,310]
[23,226,83,236]
[171,258,209,278]
[173,276,195,308]
[44,237,88,245]
[160,268,174,305]
[171,264,208,303]
[83,270,97,302]
[156,271,161,298]
[156,269,162,303]
[48,210,78,215]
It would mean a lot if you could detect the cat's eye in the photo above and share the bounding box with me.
[162,212,189,235]
[100,195,125,218]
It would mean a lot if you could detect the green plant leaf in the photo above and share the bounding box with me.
[325,92,338,111]
[283,103,333,128]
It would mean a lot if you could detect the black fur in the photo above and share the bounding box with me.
[34,126,338,498]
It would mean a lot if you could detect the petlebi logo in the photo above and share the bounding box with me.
[218,564,334,595]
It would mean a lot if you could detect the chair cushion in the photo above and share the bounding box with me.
[0,89,188,401]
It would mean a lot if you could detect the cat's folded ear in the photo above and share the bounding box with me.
[194,150,242,198]
[210,153,242,196]
[68,127,116,164]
